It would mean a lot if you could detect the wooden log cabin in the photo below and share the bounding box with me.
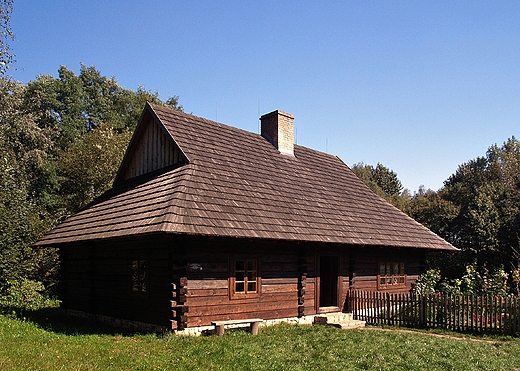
[34,104,457,332]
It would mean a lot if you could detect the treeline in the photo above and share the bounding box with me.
[0,65,182,309]
[1,64,519,309]
[352,139,520,295]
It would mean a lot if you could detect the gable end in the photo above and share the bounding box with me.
[115,104,188,184]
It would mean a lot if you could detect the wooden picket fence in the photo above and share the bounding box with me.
[346,290,520,335]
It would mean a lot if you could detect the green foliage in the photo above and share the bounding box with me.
[57,123,133,212]
[25,64,183,149]
[0,78,60,301]
[0,0,14,76]
[351,162,409,211]
[0,65,182,307]
[415,265,511,297]
[412,268,441,295]
[443,137,520,270]
[0,279,59,313]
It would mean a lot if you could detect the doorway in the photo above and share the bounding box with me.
[319,256,339,308]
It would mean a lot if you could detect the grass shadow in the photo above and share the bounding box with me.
[1,306,145,336]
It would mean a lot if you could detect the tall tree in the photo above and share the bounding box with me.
[0,78,59,300]
[0,66,183,305]
[57,124,133,213]
[351,162,408,211]
[412,137,520,279]
[444,137,520,271]
[0,0,14,76]
[25,64,183,149]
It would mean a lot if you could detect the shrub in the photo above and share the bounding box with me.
[0,279,58,314]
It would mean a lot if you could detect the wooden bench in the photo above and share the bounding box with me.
[211,319,264,336]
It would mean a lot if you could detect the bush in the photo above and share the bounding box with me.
[415,265,512,297]
[0,279,59,314]
[411,269,441,295]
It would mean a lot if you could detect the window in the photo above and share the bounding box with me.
[231,259,259,297]
[131,260,147,293]
[378,262,406,288]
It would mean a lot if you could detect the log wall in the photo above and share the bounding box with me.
[60,237,172,327]
[349,247,422,293]
[178,237,308,328]
[60,234,425,330]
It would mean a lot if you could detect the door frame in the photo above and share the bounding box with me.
[316,254,342,313]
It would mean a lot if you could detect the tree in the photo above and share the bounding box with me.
[412,137,520,288]
[0,78,59,305]
[0,66,183,307]
[442,137,520,271]
[351,162,408,211]
[25,64,183,149]
[0,0,14,76]
[57,123,133,213]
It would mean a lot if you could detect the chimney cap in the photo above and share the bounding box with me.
[260,110,294,120]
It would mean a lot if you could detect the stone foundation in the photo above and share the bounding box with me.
[63,309,321,336]
[173,314,320,336]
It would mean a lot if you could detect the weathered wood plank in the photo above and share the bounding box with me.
[187,292,297,307]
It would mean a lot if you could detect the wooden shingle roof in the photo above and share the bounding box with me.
[35,103,456,250]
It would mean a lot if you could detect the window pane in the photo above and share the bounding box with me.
[247,260,255,271]
[386,263,391,275]
[399,263,405,275]
[393,263,399,275]
[247,271,256,281]
[236,271,245,281]
[379,263,385,275]
[247,282,257,292]
[236,282,245,292]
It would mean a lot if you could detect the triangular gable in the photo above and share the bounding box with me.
[115,104,188,184]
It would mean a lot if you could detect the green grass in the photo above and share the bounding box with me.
[2,311,520,370]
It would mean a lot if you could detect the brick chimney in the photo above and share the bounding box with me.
[260,110,294,156]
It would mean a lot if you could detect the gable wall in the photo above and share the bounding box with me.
[119,117,182,181]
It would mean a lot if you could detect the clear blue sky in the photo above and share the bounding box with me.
[10,1,520,192]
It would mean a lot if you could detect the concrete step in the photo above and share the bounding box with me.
[336,320,366,330]
[314,312,365,330]
[314,312,353,325]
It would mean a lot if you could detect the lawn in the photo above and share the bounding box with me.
[1,310,520,370]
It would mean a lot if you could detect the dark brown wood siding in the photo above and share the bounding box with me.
[60,235,425,330]
[178,237,308,328]
[60,237,172,327]
[349,246,423,293]
[118,116,182,181]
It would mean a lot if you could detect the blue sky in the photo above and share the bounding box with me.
[10,1,520,192]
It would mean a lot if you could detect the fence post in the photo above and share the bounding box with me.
[419,294,426,327]
[386,292,390,325]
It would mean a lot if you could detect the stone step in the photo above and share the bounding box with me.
[314,312,354,325]
[335,320,366,330]
[314,312,365,330]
